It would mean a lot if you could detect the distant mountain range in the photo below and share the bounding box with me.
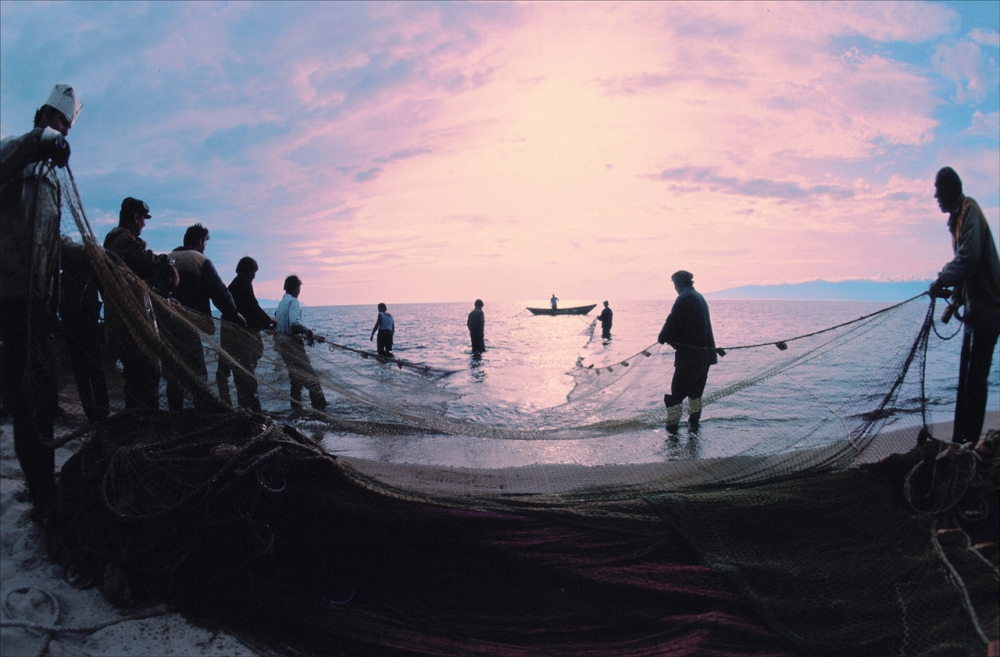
[705,279,933,301]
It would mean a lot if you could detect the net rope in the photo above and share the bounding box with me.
[34,166,998,656]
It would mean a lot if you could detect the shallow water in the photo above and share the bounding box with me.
[286,298,994,467]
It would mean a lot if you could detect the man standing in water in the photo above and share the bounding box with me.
[370,303,395,357]
[467,299,486,354]
[928,167,1000,445]
[658,271,717,433]
[597,301,613,341]
[275,275,327,413]
[1,84,79,521]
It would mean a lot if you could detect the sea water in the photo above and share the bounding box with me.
[287,299,996,466]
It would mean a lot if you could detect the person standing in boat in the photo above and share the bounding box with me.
[275,275,327,413]
[467,299,486,354]
[1,84,80,522]
[370,302,395,357]
[657,271,717,433]
[217,256,276,412]
[928,167,1000,445]
[550,294,559,310]
[597,301,613,341]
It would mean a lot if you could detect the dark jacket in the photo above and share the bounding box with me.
[228,274,273,330]
[104,227,173,286]
[936,196,1000,324]
[171,246,239,326]
[658,286,717,368]
[467,307,485,334]
[60,237,101,325]
[598,307,613,330]
[1,129,62,302]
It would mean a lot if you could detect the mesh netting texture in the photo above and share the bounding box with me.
[27,167,1000,655]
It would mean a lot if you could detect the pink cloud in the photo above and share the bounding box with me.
[11,1,975,303]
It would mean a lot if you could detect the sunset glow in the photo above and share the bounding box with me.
[1,1,997,305]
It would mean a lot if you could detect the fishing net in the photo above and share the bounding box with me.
[31,167,1000,655]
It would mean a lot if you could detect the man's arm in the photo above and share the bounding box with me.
[106,230,176,285]
[936,203,984,288]
[203,259,242,322]
[1,129,70,185]
[658,297,690,345]
[232,280,274,328]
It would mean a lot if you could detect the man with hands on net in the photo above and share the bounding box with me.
[928,166,1000,446]
[657,270,718,434]
[275,275,327,413]
[0,84,81,522]
[104,197,180,409]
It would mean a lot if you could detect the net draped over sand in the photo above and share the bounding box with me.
[28,168,999,656]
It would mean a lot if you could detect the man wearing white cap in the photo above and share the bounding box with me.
[0,84,82,522]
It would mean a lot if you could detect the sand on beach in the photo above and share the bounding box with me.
[0,420,264,657]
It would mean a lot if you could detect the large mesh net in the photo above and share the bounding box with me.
[25,168,1000,655]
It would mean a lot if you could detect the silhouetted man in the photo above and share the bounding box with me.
[165,223,243,411]
[370,303,395,357]
[60,236,108,423]
[1,84,80,521]
[467,299,486,354]
[218,256,275,412]
[275,275,327,412]
[658,271,717,433]
[929,167,1000,444]
[598,301,613,341]
[104,197,178,409]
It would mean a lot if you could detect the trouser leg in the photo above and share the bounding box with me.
[66,325,108,422]
[233,366,261,412]
[1,301,56,515]
[277,334,306,409]
[121,344,160,410]
[165,328,209,412]
[189,348,213,412]
[233,334,262,412]
[87,329,109,421]
[664,367,686,431]
[377,330,391,356]
[666,363,710,429]
[216,357,233,407]
[953,311,1000,443]
[294,353,326,411]
[687,365,710,427]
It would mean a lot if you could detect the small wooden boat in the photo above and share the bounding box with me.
[526,304,597,316]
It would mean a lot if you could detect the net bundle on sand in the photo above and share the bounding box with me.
[44,409,999,657]
[31,167,1000,655]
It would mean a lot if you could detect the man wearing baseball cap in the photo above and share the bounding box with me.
[0,84,82,522]
[104,197,179,409]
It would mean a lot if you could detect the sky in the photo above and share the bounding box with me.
[2,1,998,306]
